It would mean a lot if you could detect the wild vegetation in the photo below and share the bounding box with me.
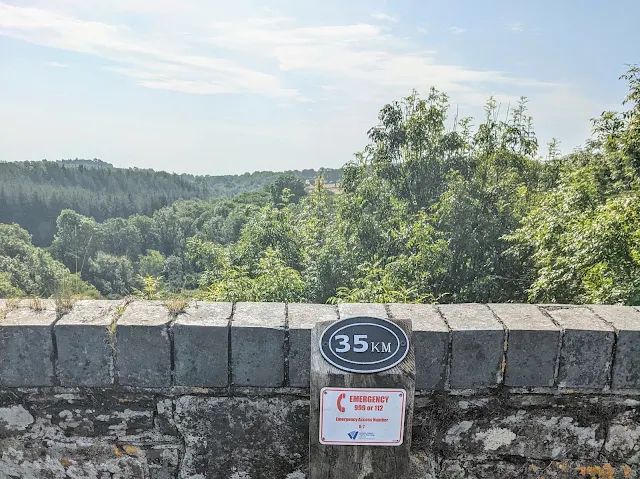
[0,160,340,246]
[1,66,639,306]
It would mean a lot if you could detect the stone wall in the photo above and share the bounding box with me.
[0,300,639,478]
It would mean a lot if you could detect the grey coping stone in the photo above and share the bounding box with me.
[337,303,388,318]
[589,305,640,389]
[116,301,172,387]
[173,302,231,387]
[545,306,615,388]
[388,303,449,390]
[0,302,57,386]
[287,303,338,387]
[54,300,119,387]
[231,302,285,387]
[439,303,504,389]
[489,303,560,387]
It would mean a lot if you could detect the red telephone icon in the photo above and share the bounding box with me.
[336,393,346,413]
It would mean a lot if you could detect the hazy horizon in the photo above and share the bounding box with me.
[3,157,342,178]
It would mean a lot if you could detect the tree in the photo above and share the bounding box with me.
[251,248,306,302]
[0,272,23,298]
[0,223,97,298]
[100,218,143,258]
[509,65,640,305]
[138,250,166,278]
[298,176,356,302]
[269,174,305,206]
[233,204,303,273]
[50,210,99,274]
[336,89,540,303]
[86,252,135,298]
[163,255,185,292]
[201,248,305,302]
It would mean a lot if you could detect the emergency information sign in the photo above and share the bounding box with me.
[319,387,406,446]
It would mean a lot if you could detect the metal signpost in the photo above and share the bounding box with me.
[309,316,415,478]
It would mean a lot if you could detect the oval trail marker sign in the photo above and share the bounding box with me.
[319,316,410,373]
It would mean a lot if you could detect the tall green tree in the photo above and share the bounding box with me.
[509,65,640,304]
[0,223,97,297]
[86,252,135,298]
[269,174,306,206]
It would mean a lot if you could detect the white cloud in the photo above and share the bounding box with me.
[0,3,296,98]
[45,61,67,67]
[0,2,552,108]
[203,17,553,109]
[417,27,428,34]
[447,26,466,34]
[371,12,397,22]
[508,22,524,33]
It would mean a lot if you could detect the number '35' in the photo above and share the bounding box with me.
[333,334,368,353]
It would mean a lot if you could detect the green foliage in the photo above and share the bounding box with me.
[200,265,255,302]
[0,160,340,246]
[4,66,640,307]
[0,272,23,298]
[50,209,99,274]
[0,223,96,298]
[163,255,185,292]
[138,250,166,278]
[269,174,306,206]
[329,260,436,304]
[133,275,164,300]
[298,176,355,302]
[201,249,305,302]
[56,273,102,300]
[337,87,540,303]
[234,204,303,272]
[86,252,135,298]
[328,212,451,304]
[508,64,640,305]
[251,249,306,302]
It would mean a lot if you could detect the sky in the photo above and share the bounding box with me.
[0,0,638,175]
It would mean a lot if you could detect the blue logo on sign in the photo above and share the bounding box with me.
[347,431,359,440]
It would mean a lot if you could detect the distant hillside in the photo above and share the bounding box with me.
[184,167,343,197]
[0,160,341,246]
[56,158,114,169]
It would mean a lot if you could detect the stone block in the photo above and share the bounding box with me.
[174,396,308,478]
[0,303,56,386]
[490,303,560,387]
[173,302,231,387]
[432,396,607,462]
[116,301,172,387]
[54,300,118,387]
[437,459,635,479]
[389,303,449,390]
[604,410,640,464]
[0,442,151,478]
[231,302,285,387]
[545,306,615,388]
[337,302,387,318]
[590,305,640,389]
[440,303,504,388]
[287,303,337,387]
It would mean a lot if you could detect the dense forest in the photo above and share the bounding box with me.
[1,66,639,306]
[0,160,341,246]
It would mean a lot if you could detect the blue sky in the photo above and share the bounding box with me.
[0,0,637,175]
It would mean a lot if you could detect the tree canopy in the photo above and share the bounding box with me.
[1,66,639,306]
